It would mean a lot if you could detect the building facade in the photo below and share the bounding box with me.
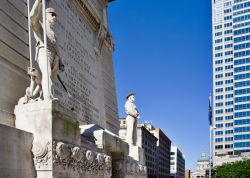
[137,124,158,178]
[191,153,209,178]
[170,146,185,178]
[185,169,191,178]
[119,120,172,178]
[149,126,172,178]
[212,0,250,165]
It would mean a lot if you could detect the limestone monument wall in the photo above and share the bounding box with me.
[0,0,29,127]
[0,1,148,177]
[0,124,34,178]
[0,0,119,134]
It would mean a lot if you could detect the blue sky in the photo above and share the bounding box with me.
[108,0,213,171]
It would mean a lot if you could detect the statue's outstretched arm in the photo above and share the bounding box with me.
[30,0,42,31]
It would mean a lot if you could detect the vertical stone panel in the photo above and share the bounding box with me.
[0,124,34,178]
[101,45,119,134]
[0,0,29,126]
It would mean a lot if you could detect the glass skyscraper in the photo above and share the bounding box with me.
[212,0,250,165]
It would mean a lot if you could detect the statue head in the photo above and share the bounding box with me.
[126,92,135,102]
[46,8,57,28]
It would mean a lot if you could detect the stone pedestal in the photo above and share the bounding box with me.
[15,100,113,178]
[128,145,145,165]
[80,124,129,154]
[15,100,80,178]
[14,101,146,178]
[81,124,147,178]
[15,100,80,145]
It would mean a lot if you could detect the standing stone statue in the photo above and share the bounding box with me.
[28,0,64,101]
[125,92,140,145]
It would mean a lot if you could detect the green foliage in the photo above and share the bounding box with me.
[213,159,250,178]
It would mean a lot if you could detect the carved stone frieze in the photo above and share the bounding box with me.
[32,140,52,170]
[52,140,112,176]
[103,154,112,176]
[73,0,100,30]
[125,159,147,177]
[112,160,124,178]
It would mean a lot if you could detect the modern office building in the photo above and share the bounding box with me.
[137,124,158,178]
[148,125,172,178]
[119,120,158,177]
[212,0,250,165]
[145,124,172,178]
[119,120,172,178]
[170,146,185,178]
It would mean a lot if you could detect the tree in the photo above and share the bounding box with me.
[213,159,250,178]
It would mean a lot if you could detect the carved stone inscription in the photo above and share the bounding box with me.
[50,0,101,124]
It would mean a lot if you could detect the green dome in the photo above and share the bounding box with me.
[198,152,209,162]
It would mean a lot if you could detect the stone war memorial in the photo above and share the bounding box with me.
[0,0,147,177]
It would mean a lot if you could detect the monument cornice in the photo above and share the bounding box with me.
[73,0,100,31]
[71,0,115,51]
[95,0,115,8]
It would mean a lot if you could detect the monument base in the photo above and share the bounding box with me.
[14,101,147,178]
[128,145,145,165]
[14,100,112,178]
[81,124,147,178]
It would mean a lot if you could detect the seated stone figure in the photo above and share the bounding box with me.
[18,67,42,104]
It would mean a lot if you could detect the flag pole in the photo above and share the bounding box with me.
[42,0,50,100]
[27,0,33,68]
[209,125,212,178]
[209,93,212,178]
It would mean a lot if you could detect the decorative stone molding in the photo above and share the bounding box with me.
[97,24,107,51]
[105,32,115,51]
[94,24,114,56]
[112,159,147,178]
[32,140,52,170]
[71,146,83,162]
[86,150,94,162]
[52,140,112,176]
[125,160,147,177]
[114,161,123,171]
[72,0,115,53]
[56,142,71,161]
[73,0,100,30]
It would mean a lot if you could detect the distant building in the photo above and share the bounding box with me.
[191,153,209,178]
[119,118,127,140]
[170,146,185,178]
[185,169,191,178]
[137,124,158,178]
[119,120,172,178]
[147,125,172,178]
